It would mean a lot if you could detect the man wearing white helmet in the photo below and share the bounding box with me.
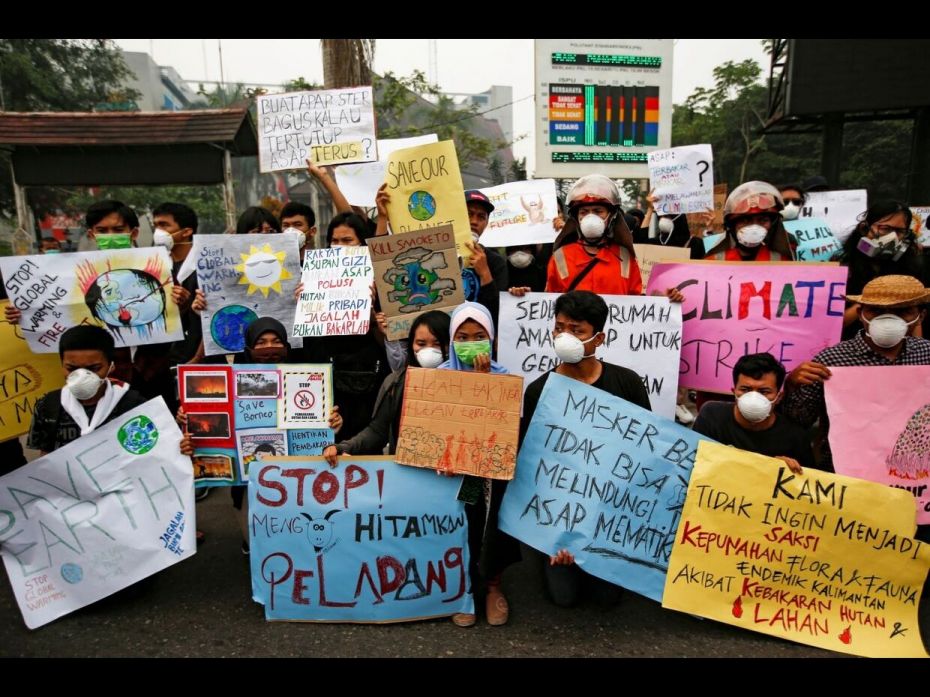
[705,181,792,261]
[545,175,644,295]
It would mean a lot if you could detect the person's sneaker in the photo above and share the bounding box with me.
[675,403,695,425]
[486,588,509,626]
[195,487,211,502]
[241,541,250,556]
[451,612,476,627]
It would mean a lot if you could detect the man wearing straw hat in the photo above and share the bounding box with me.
[782,275,930,474]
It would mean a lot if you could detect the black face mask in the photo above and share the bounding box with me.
[250,347,287,363]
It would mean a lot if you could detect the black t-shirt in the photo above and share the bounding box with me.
[520,361,652,442]
[27,387,149,453]
[692,401,817,469]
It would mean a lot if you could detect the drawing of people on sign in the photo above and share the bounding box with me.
[383,246,457,313]
[521,193,548,224]
[235,244,293,297]
[77,257,169,340]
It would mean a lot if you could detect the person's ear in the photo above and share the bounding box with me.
[593,331,606,348]
[179,228,193,240]
[130,228,139,241]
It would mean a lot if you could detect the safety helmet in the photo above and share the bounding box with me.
[566,175,620,212]
[724,181,784,223]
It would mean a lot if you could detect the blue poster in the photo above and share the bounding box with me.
[785,217,842,261]
[248,456,474,622]
[499,372,709,602]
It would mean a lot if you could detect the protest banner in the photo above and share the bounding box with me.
[179,364,333,487]
[249,455,473,622]
[497,292,681,420]
[645,261,847,393]
[256,86,377,171]
[335,134,439,207]
[395,367,523,479]
[183,234,301,356]
[648,144,714,215]
[0,302,65,441]
[798,189,867,243]
[825,366,930,524]
[473,179,559,247]
[0,398,195,629]
[368,225,465,341]
[785,217,842,261]
[383,140,472,262]
[293,246,373,338]
[662,440,930,658]
[910,206,930,247]
[0,248,183,353]
[498,372,705,601]
[633,244,692,288]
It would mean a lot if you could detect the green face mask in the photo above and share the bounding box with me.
[95,233,132,250]
[453,340,491,366]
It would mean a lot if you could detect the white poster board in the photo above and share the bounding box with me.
[256,87,377,172]
[648,144,714,215]
[475,179,560,247]
[293,246,373,337]
[335,134,439,207]
[798,189,867,244]
[0,398,195,629]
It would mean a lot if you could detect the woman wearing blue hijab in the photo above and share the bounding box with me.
[438,301,520,628]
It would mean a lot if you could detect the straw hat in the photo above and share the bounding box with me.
[845,275,930,308]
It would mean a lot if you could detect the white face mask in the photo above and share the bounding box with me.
[508,251,534,268]
[781,203,800,221]
[282,227,307,249]
[415,347,444,368]
[553,332,597,364]
[864,313,917,348]
[736,390,774,423]
[152,229,175,251]
[658,217,676,235]
[579,214,607,240]
[66,368,107,401]
[737,224,768,248]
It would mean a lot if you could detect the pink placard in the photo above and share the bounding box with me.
[646,261,847,393]
[825,365,930,525]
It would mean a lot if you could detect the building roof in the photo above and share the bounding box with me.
[0,109,256,154]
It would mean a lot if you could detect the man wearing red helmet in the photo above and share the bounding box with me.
[544,175,643,295]
[705,181,792,261]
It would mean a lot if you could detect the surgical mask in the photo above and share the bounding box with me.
[863,314,917,348]
[508,251,534,268]
[95,233,132,250]
[251,347,287,363]
[781,203,800,221]
[857,232,907,260]
[736,224,767,248]
[553,332,597,364]
[66,368,107,401]
[658,217,676,235]
[453,340,491,366]
[415,347,444,368]
[282,227,307,249]
[736,390,774,423]
[579,214,607,240]
[43,249,61,255]
[153,230,175,251]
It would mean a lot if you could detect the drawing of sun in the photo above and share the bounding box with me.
[234,244,291,297]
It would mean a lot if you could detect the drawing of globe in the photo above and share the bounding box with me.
[61,563,83,584]
[211,305,259,352]
[118,415,159,455]
[407,191,436,221]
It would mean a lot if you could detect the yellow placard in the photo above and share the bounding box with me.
[662,441,930,658]
[0,301,65,442]
[383,140,472,263]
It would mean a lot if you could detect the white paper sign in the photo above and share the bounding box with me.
[909,206,930,247]
[293,246,373,337]
[799,189,867,243]
[256,87,377,172]
[475,179,560,247]
[648,144,714,215]
[497,292,682,419]
[0,398,195,629]
[335,134,439,207]
[278,365,333,429]
[0,248,184,353]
